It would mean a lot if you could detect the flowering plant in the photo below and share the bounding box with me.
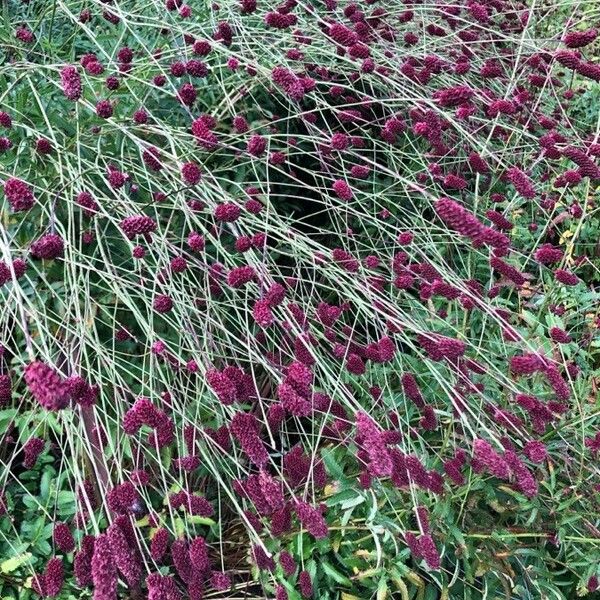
[1,0,599,598]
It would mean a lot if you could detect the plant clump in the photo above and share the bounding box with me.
[0,0,599,599]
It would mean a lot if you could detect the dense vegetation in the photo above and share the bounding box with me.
[0,0,599,598]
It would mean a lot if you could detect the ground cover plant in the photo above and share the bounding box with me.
[0,0,599,598]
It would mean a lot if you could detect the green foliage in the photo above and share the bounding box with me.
[1,0,600,599]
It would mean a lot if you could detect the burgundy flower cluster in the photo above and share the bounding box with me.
[435,198,510,249]
[122,396,174,447]
[3,177,35,212]
[473,439,538,497]
[120,215,157,239]
[206,365,254,405]
[24,361,71,410]
[2,0,599,596]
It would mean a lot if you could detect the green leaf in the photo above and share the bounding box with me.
[174,517,185,538]
[377,577,388,600]
[39,469,52,501]
[321,448,345,480]
[1,552,32,574]
[21,495,39,510]
[321,562,352,587]
[340,495,365,510]
[325,488,359,507]
[35,540,51,557]
[187,516,216,526]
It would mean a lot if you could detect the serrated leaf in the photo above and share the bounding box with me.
[136,516,150,527]
[377,578,388,600]
[321,448,345,480]
[326,488,353,504]
[174,517,185,538]
[35,540,51,556]
[1,552,32,574]
[340,496,365,510]
[322,562,352,586]
[187,516,216,526]
[21,495,39,510]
